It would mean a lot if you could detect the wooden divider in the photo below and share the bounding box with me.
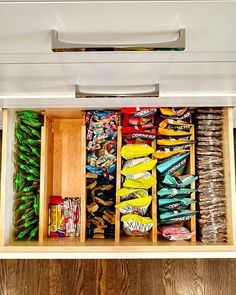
[115,126,122,243]
[190,124,196,242]
[80,122,87,243]
[151,139,157,242]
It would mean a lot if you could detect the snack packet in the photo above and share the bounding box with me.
[121,214,154,235]
[158,225,195,241]
[158,198,196,209]
[159,119,193,131]
[157,152,190,175]
[159,210,197,224]
[161,174,198,188]
[121,107,157,117]
[157,139,194,146]
[123,172,157,189]
[121,157,157,175]
[153,149,189,160]
[121,144,154,159]
[122,114,153,126]
[158,187,196,198]
[160,108,188,117]
[116,188,148,200]
[158,127,192,137]
[116,196,152,215]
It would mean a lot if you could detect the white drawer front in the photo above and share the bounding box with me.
[0,1,236,63]
[0,62,236,107]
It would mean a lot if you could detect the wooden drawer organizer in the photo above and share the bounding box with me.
[0,107,235,252]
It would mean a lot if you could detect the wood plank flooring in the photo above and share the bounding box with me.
[0,259,236,295]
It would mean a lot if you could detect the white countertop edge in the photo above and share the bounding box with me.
[0,252,236,259]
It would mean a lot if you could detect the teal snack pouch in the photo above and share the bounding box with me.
[162,174,198,188]
[157,152,190,176]
[158,198,196,210]
[158,188,196,198]
[159,210,197,224]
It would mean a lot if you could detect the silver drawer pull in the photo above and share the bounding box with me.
[52,29,185,52]
[75,84,159,98]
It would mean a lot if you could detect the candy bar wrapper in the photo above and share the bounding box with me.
[64,198,81,237]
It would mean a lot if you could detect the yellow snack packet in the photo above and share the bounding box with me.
[158,127,192,137]
[116,188,148,200]
[116,196,152,216]
[159,119,193,129]
[157,139,193,146]
[153,149,189,160]
[160,108,188,117]
[123,172,157,189]
[121,158,157,175]
[121,144,154,159]
[121,214,154,235]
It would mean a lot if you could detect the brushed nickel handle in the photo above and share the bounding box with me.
[52,29,185,52]
[75,84,159,98]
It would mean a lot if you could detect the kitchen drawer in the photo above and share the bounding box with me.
[0,107,235,255]
[1,62,236,107]
[1,1,236,64]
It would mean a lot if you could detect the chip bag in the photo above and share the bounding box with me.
[123,172,157,189]
[159,119,193,131]
[157,139,194,146]
[157,152,190,176]
[121,107,157,118]
[121,144,154,159]
[159,210,197,224]
[160,108,188,117]
[116,188,148,200]
[158,127,192,137]
[121,214,154,235]
[158,198,196,209]
[153,149,189,160]
[116,196,152,216]
[121,157,157,175]
[162,174,198,188]
[158,187,196,198]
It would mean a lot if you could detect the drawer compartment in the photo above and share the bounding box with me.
[0,107,235,252]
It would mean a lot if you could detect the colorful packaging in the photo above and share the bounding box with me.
[116,196,152,216]
[121,157,157,175]
[158,198,196,209]
[153,149,189,160]
[160,108,188,117]
[158,188,196,198]
[121,107,158,118]
[64,198,81,237]
[162,174,198,188]
[158,225,195,241]
[157,139,194,146]
[48,196,65,237]
[159,210,197,224]
[116,188,148,200]
[121,144,154,159]
[123,172,157,189]
[159,119,192,131]
[121,214,154,235]
[158,127,192,137]
[157,152,190,176]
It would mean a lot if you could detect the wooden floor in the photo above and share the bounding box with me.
[0,259,236,295]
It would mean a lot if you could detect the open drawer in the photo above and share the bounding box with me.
[0,107,235,254]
